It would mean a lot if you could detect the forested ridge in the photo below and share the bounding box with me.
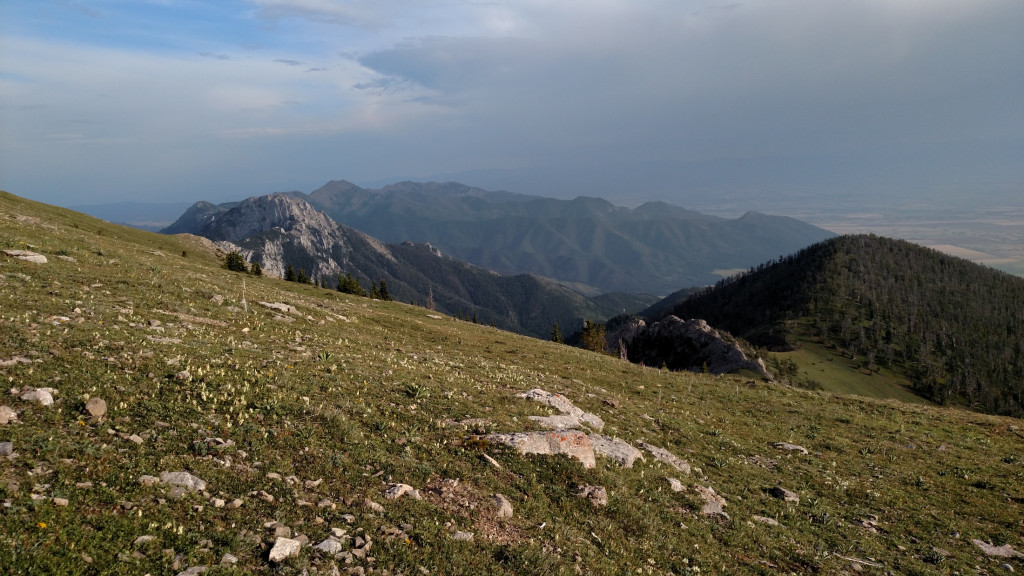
[666,235,1024,417]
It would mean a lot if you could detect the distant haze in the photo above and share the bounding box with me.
[2,1,1022,211]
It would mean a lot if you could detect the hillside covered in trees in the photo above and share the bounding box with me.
[662,235,1024,417]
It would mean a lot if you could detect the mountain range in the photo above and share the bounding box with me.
[166,180,835,296]
[163,193,655,338]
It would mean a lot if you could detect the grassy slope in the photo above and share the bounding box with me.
[770,328,928,405]
[1,191,1022,575]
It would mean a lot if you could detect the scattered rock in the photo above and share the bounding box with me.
[590,434,644,468]
[384,483,422,500]
[138,475,160,486]
[3,250,47,264]
[516,389,604,431]
[771,442,809,455]
[493,494,514,518]
[768,486,799,503]
[486,430,596,468]
[639,442,691,474]
[314,537,345,555]
[20,388,55,406]
[695,485,728,519]
[52,497,69,506]
[0,406,16,425]
[452,531,474,542]
[268,537,302,563]
[259,302,298,314]
[175,370,192,381]
[363,498,385,513]
[84,397,107,419]
[127,434,144,445]
[134,535,157,546]
[176,567,208,576]
[752,515,779,526]
[578,485,608,507]
[972,540,1024,559]
[220,554,238,566]
[0,442,15,458]
[666,478,686,492]
[159,471,207,492]
[227,498,244,509]
[481,453,502,469]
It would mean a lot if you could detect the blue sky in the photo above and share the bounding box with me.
[1,0,1022,208]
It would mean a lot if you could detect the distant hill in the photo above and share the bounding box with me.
[71,200,193,231]
[165,180,834,295]
[659,235,1024,417]
[165,193,655,338]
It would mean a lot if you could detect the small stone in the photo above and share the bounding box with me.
[139,475,160,486]
[0,442,14,457]
[175,370,191,381]
[220,554,238,565]
[363,498,384,513]
[452,531,474,541]
[384,483,421,500]
[481,453,502,469]
[666,478,685,492]
[85,397,107,419]
[578,485,608,507]
[226,498,244,509]
[20,389,54,406]
[493,494,514,518]
[3,250,47,264]
[211,498,225,508]
[176,567,208,576]
[769,486,800,503]
[314,537,345,555]
[771,442,809,455]
[1002,563,1015,572]
[160,471,207,491]
[972,539,1024,559]
[752,515,779,526]
[268,537,302,563]
[695,485,729,519]
[52,497,69,506]
[639,442,690,474]
[317,498,335,509]
[76,482,93,489]
[273,525,292,538]
[134,535,156,546]
[0,406,16,425]
[127,434,144,445]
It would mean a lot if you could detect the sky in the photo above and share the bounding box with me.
[1,0,1022,209]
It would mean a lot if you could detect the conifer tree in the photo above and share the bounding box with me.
[285,264,297,282]
[250,261,263,276]
[551,321,564,344]
[379,279,392,301]
[370,281,379,299]
[297,269,309,284]
[580,320,608,354]
[225,251,248,272]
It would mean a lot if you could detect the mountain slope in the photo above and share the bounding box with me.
[167,180,834,295]
[661,234,1024,417]
[2,190,1023,575]
[300,180,835,295]
[166,194,654,338]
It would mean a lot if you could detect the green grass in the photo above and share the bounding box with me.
[772,337,928,405]
[0,190,1022,575]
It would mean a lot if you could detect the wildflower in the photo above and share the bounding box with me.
[37,522,46,529]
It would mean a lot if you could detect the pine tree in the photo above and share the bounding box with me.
[379,279,392,301]
[250,261,263,276]
[370,281,379,299]
[225,251,248,273]
[580,320,608,354]
[297,269,309,284]
[551,322,564,344]
[285,264,297,282]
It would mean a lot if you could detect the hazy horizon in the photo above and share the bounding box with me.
[2,1,1022,212]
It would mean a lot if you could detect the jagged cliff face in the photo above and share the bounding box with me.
[203,194,392,281]
[620,315,771,378]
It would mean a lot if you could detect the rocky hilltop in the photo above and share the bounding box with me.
[611,315,770,378]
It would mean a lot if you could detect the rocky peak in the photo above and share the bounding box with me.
[624,315,771,378]
[201,194,339,243]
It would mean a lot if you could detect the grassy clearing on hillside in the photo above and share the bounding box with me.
[772,337,927,405]
[1,191,1022,575]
